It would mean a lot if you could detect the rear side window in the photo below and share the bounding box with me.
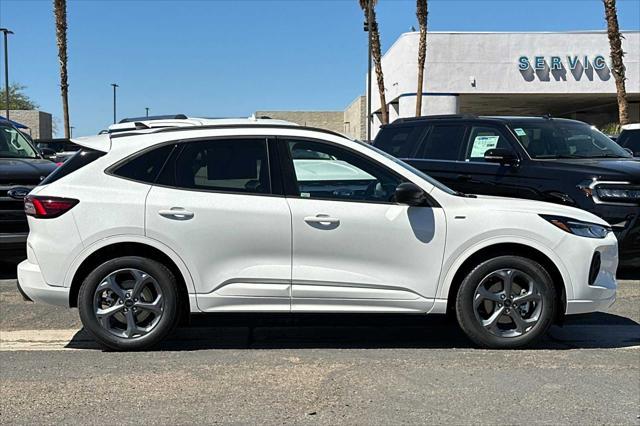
[158,139,271,195]
[112,144,174,183]
[375,126,424,158]
[417,125,466,160]
[40,149,105,185]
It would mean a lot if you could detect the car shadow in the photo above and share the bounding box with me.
[65,312,640,351]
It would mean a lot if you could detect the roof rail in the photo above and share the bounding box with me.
[110,123,351,140]
[118,114,188,123]
[390,114,477,124]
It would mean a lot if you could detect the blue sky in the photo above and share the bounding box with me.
[1,0,639,137]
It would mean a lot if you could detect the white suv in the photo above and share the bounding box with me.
[17,119,618,350]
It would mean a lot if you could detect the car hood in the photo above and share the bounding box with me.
[467,194,609,225]
[537,158,640,182]
[0,158,57,184]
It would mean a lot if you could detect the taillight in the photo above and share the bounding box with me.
[24,195,79,219]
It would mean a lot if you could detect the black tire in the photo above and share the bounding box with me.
[455,255,557,349]
[78,256,179,351]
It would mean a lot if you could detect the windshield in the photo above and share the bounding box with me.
[357,140,459,195]
[0,124,39,159]
[509,120,632,159]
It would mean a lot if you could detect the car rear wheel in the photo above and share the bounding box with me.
[78,256,179,351]
[456,255,557,349]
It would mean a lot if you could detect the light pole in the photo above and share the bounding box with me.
[70,126,74,138]
[363,3,372,142]
[110,83,119,124]
[0,28,14,120]
[145,107,149,118]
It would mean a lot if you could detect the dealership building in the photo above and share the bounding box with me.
[364,30,640,138]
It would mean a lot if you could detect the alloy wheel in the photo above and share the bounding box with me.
[473,268,543,338]
[93,268,164,339]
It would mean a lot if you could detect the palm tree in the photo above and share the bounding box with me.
[415,0,428,117]
[54,0,70,138]
[359,0,388,125]
[603,0,629,125]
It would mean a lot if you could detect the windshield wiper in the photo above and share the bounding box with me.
[535,154,590,159]
[587,154,628,158]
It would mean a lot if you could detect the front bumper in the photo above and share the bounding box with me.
[17,260,69,307]
[554,231,618,316]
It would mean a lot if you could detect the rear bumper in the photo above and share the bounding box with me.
[17,260,69,307]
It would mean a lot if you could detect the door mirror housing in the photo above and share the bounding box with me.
[39,147,57,160]
[484,148,519,165]
[395,182,427,206]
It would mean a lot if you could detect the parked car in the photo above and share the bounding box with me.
[17,118,617,351]
[617,123,640,157]
[374,115,639,270]
[35,138,81,163]
[0,119,58,260]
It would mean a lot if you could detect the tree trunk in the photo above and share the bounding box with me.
[415,0,428,117]
[367,4,388,125]
[54,0,70,138]
[603,0,629,125]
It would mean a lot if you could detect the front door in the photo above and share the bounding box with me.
[145,137,292,312]
[280,138,447,313]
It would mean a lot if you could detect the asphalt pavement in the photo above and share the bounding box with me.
[0,261,638,425]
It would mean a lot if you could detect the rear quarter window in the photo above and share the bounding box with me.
[40,149,105,185]
[374,126,425,158]
[111,144,174,183]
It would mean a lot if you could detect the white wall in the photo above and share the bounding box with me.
[368,31,640,136]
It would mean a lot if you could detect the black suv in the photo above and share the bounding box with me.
[374,115,640,270]
[0,119,57,259]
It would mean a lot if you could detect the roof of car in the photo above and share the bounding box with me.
[386,114,581,126]
[621,123,640,131]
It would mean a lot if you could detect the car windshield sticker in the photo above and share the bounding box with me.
[470,135,500,158]
[514,128,527,137]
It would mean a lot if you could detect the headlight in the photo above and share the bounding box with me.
[595,185,640,203]
[540,215,611,239]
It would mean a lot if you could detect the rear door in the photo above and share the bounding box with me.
[144,137,292,312]
[406,123,468,189]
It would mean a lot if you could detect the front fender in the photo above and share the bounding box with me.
[437,234,574,302]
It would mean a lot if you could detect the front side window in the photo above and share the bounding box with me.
[0,124,38,158]
[159,139,271,194]
[465,126,515,162]
[617,129,640,155]
[509,120,632,159]
[417,125,466,161]
[286,139,402,203]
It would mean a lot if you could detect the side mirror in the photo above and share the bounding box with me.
[395,182,427,206]
[484,148,519,165]
[622,147,634,156]
[39,148,57,159]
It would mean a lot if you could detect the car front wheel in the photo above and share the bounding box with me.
[456,255,557,349]
[78,256,179,351]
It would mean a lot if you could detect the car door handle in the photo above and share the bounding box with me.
[304,214,340,225]
[158,208,194,220]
